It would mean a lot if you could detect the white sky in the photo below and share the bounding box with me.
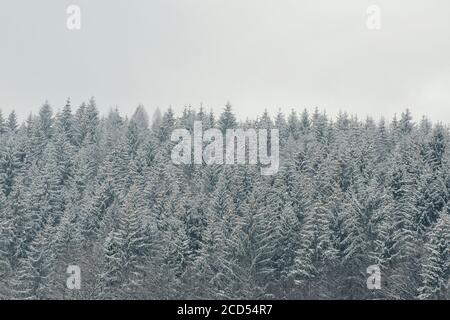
[0,0,449,122]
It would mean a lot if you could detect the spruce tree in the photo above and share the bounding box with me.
[418,212,449,299]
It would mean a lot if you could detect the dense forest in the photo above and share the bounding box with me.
[0,99,448,300]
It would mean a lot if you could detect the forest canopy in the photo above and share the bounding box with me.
[0,99,449,300]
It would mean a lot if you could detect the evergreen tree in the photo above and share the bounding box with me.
[418,212,449,299]
[0,110,6,135]
[7,111,18,134]
[0,192,13,296]
[218,102,237,132]
[57,98,74,142]
[131,105,149,132]
[0,138,22,196]
[38,101,54,141]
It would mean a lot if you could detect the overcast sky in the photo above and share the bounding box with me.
[1,0,449,123]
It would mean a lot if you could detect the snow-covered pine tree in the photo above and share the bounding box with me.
[11,224,56,299]
[0,137,22,197]
[0,191,14,297]
[418,211,449,299]
[7,111,18,134]
[0,110,6,135]
[218,102,237,132]
[100,185,149,299]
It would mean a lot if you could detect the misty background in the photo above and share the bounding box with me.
[1,0,449,122]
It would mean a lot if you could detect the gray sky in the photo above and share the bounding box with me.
[1,0,449,122]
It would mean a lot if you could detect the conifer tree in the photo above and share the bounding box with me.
[418,212,449,299]
[218,102,237,132]
[7,111,18,134]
